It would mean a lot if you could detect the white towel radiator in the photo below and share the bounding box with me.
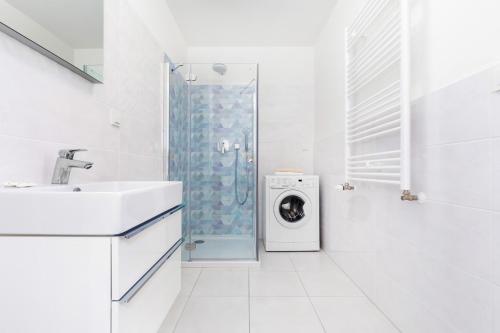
[341,0,417,201]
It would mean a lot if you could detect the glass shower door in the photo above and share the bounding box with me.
[166,63,191,261]
[167,63,258,262]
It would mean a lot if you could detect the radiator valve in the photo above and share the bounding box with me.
[401,190,418,201]
[336,183,355,191]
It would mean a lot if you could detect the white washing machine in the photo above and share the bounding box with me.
[264,175,320,252]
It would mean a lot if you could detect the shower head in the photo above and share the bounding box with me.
[212,63,227,76]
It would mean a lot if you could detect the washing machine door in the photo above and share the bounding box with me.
[273,190,312,229]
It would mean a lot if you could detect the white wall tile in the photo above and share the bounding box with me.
[258,121,312,145]
[120,114,162,157]
[488,65,500,138]
[493,213,500,286]
[315,13,500,330]
[0,135,73,184]
[118,153,163,181]
[420,140,493,210]
[313,133,345,176]
[414,255,494,333]
[419,203,494,281]
[0,135,119,184]
[421,70,494,145]
[374,186,424,247]
[0,0,184,184]
[494,285,500,333]
[323,185,378,252]
[493,139,500,212]
[374,272,459,333]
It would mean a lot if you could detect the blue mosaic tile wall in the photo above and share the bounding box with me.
[189,85,255,236]
[168,77,256,238]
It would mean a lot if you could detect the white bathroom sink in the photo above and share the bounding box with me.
[0,181,183,236]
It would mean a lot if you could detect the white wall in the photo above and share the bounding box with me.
[128,0,187,62]
[410,0,500,98]
[187,47,316,237]
[314,0,500,332]
[0,0,186,184]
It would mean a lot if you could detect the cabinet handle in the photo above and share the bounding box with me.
[120,204,185,239]
[116,238,183,304]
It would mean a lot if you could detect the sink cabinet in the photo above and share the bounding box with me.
[0,206,183,333]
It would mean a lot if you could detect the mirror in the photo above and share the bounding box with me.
[0,0,104,83]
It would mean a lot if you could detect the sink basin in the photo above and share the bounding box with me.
[0,181,183,236]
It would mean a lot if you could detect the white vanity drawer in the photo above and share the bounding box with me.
[111,248,181,333]
[111,205,183,300]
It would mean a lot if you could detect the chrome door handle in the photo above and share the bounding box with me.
[115,238,183,304]
[120,204,185,239]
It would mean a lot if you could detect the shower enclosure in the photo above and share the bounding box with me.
[164,62,258,262]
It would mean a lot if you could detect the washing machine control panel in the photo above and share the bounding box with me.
[269,176,315,189]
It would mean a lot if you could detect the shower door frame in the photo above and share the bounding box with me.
[163,61,260,263]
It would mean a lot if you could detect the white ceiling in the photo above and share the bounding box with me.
[6,0,103,48]
[166,0,337,46]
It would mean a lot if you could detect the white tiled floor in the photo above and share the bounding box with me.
[159,245,400,333]
[192,269,249,297]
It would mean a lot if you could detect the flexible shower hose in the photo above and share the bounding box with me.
[235,148,250,205]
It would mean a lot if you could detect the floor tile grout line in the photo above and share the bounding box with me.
[289,252,327,333]
[188,295,251,298]
[172,268,203,333]
[249,294,318,298]
[173,250,400,332]
[322,251,403,333]
[247,267,251,333]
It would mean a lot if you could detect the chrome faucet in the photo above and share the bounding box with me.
[51,149,93,184]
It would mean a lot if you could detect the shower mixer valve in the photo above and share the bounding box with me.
[217,139,230,154]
